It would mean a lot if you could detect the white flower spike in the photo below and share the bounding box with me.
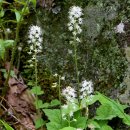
[80,80,93,99]
[68,5,83,41]
[27,25,43,66]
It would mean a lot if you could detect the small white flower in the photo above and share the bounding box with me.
[30,45,34,50]
[115,22,125,33]
[28,51,32,55]
[35,33,40,38]
[32,38,37,43]
[18,46,22,51]
[76,37,81,42]
[39,45,42,50]
[30,64,34,67]
[77,28,82,34]
[69,111,73,117]
[75,24,80,30]
[28,34,34,39]
[61,76,65,80]
[32,55,36,60]
[28,40,32,44]
[28,59,33,63]
[68,26,73,31]
[62,104,68,109]
[38,37,42,43]
[78,18,83,24]
[72,31,77,36]
[6,28,11,33]
[68,49,73,54]
[51,82,57,88]
[53,73,58,77]
[70,18,76,24]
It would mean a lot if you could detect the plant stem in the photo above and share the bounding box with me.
[2,0,30,95]
[34,43,43,130]
[73,36,80,104]
[2,22,20,95]
[34,43,41,115]
[58,75,62,123]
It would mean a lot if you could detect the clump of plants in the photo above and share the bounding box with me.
[0,0,130,130]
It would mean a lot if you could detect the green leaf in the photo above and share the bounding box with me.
[71,117,87,129]
[95,104,117,120]
[10,70,17,78]
[86,95,99,105]
[0,8,4,17]
[0,69,6,73]
[41,103,50,108]
[50,99,60,107]
[61,101,79,117]
[0,120,14,130]
[0,47,5,60]
[100,125,113,130]
[46,122,63,130]
[0,39,14,60]
[35,118,45,129]
[15,10,21,22]
[122,114,130,126]
[4,72,7,78]
[22,6,29,15]
[43,109,62,123]
[93,92,130,126]
[27,81,33,86]
[31,86,44,95]
[95,120,112,130]
[34,100,44,109]
[87,119,100,129]
[60,127,76,130]
[43,109,65,130]
[30,0,36,8]
[4,40,14,47]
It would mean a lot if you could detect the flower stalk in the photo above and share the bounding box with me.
[68,6,83,103]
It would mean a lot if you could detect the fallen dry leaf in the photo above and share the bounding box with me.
[6,76,36,130]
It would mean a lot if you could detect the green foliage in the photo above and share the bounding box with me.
[71,117,87,129]
[0,120,14,130]
[15,10,21,22]
[0,69,16,78]
[43,93,130,130]
[43,109,67,130]
[87,92,130,127]
[1,0,130,130]
[34,99,60,109]
[31,86,44,95]
[35,118,45,129]
[0,39,14,60]
[95,104,117,120]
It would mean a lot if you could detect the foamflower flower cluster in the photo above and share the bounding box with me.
[62,86,76,102]
[80,80,93,99]
[27,25,43,67]
[62,80,93,101]
[68,6,83,36]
